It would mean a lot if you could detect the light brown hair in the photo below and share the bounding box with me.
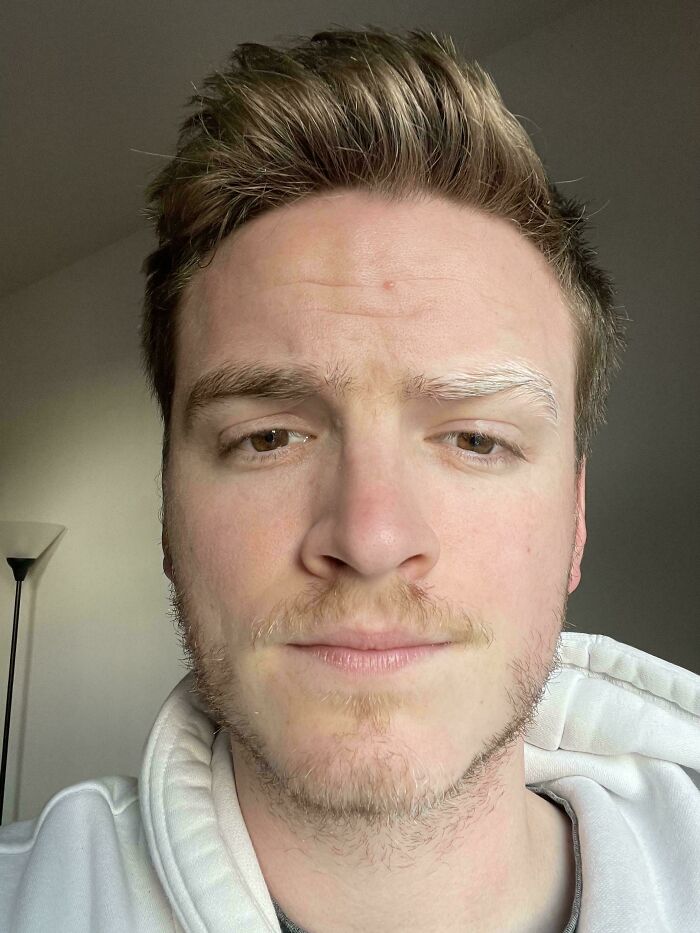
[142,27,626,468]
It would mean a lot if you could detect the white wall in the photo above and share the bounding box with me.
[482,0,699,669]
[0,231,182,822]
[1,0,697,822]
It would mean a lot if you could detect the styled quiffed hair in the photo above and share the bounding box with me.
[142,27,626,468]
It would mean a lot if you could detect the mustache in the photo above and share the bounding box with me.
[246,577,494,650]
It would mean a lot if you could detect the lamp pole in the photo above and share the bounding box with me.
[0,557,35,824]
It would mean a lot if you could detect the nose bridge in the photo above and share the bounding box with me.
[340,426,408,523]
[338,401,405,492]
[303,406,440,580]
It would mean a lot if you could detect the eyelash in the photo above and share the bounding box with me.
[218,428,523,469]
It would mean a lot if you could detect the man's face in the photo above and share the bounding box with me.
[163,190,585,823]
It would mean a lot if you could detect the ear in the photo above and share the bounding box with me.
[162,524,174,582]
[568,458,587,594]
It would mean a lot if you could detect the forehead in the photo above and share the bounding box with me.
[175,191,575,416]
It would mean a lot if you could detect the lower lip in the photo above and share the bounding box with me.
[289,643,451,675]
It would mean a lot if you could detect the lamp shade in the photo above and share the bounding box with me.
[0,522,65,560]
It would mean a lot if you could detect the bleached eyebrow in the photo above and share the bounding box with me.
[183,358,559,429]
[405,363,559,423]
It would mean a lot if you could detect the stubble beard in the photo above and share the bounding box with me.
[167,564,568,850]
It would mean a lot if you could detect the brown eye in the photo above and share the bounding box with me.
[456,432,496,455]
[249,428,290,452]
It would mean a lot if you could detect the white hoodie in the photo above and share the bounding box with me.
[0,632,698,932]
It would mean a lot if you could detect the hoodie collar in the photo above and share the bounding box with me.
[139,672,281,933]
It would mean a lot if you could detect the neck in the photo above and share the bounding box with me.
[230,737,575,933]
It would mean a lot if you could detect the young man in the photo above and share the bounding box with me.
[1,28,698,933]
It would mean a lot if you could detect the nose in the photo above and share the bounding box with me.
[299,435,440,584]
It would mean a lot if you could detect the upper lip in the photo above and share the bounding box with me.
[288,628,451,650]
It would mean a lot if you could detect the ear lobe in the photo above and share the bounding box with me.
[568,459,587,594]
[162,526,174,582]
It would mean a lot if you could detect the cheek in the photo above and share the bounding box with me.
[169,474,305,619]
[439,481,574,629]
[170,459,575,653]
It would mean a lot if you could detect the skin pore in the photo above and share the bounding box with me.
[162,190,587,932]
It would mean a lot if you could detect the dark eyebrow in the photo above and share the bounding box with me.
[184,362,352,429]
[183,360,559,430]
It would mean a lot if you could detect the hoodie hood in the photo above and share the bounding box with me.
[139,631,700,933]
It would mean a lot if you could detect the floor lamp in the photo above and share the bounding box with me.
[0,521,65,825]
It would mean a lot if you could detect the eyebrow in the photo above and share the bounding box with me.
[183,359,559,429]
